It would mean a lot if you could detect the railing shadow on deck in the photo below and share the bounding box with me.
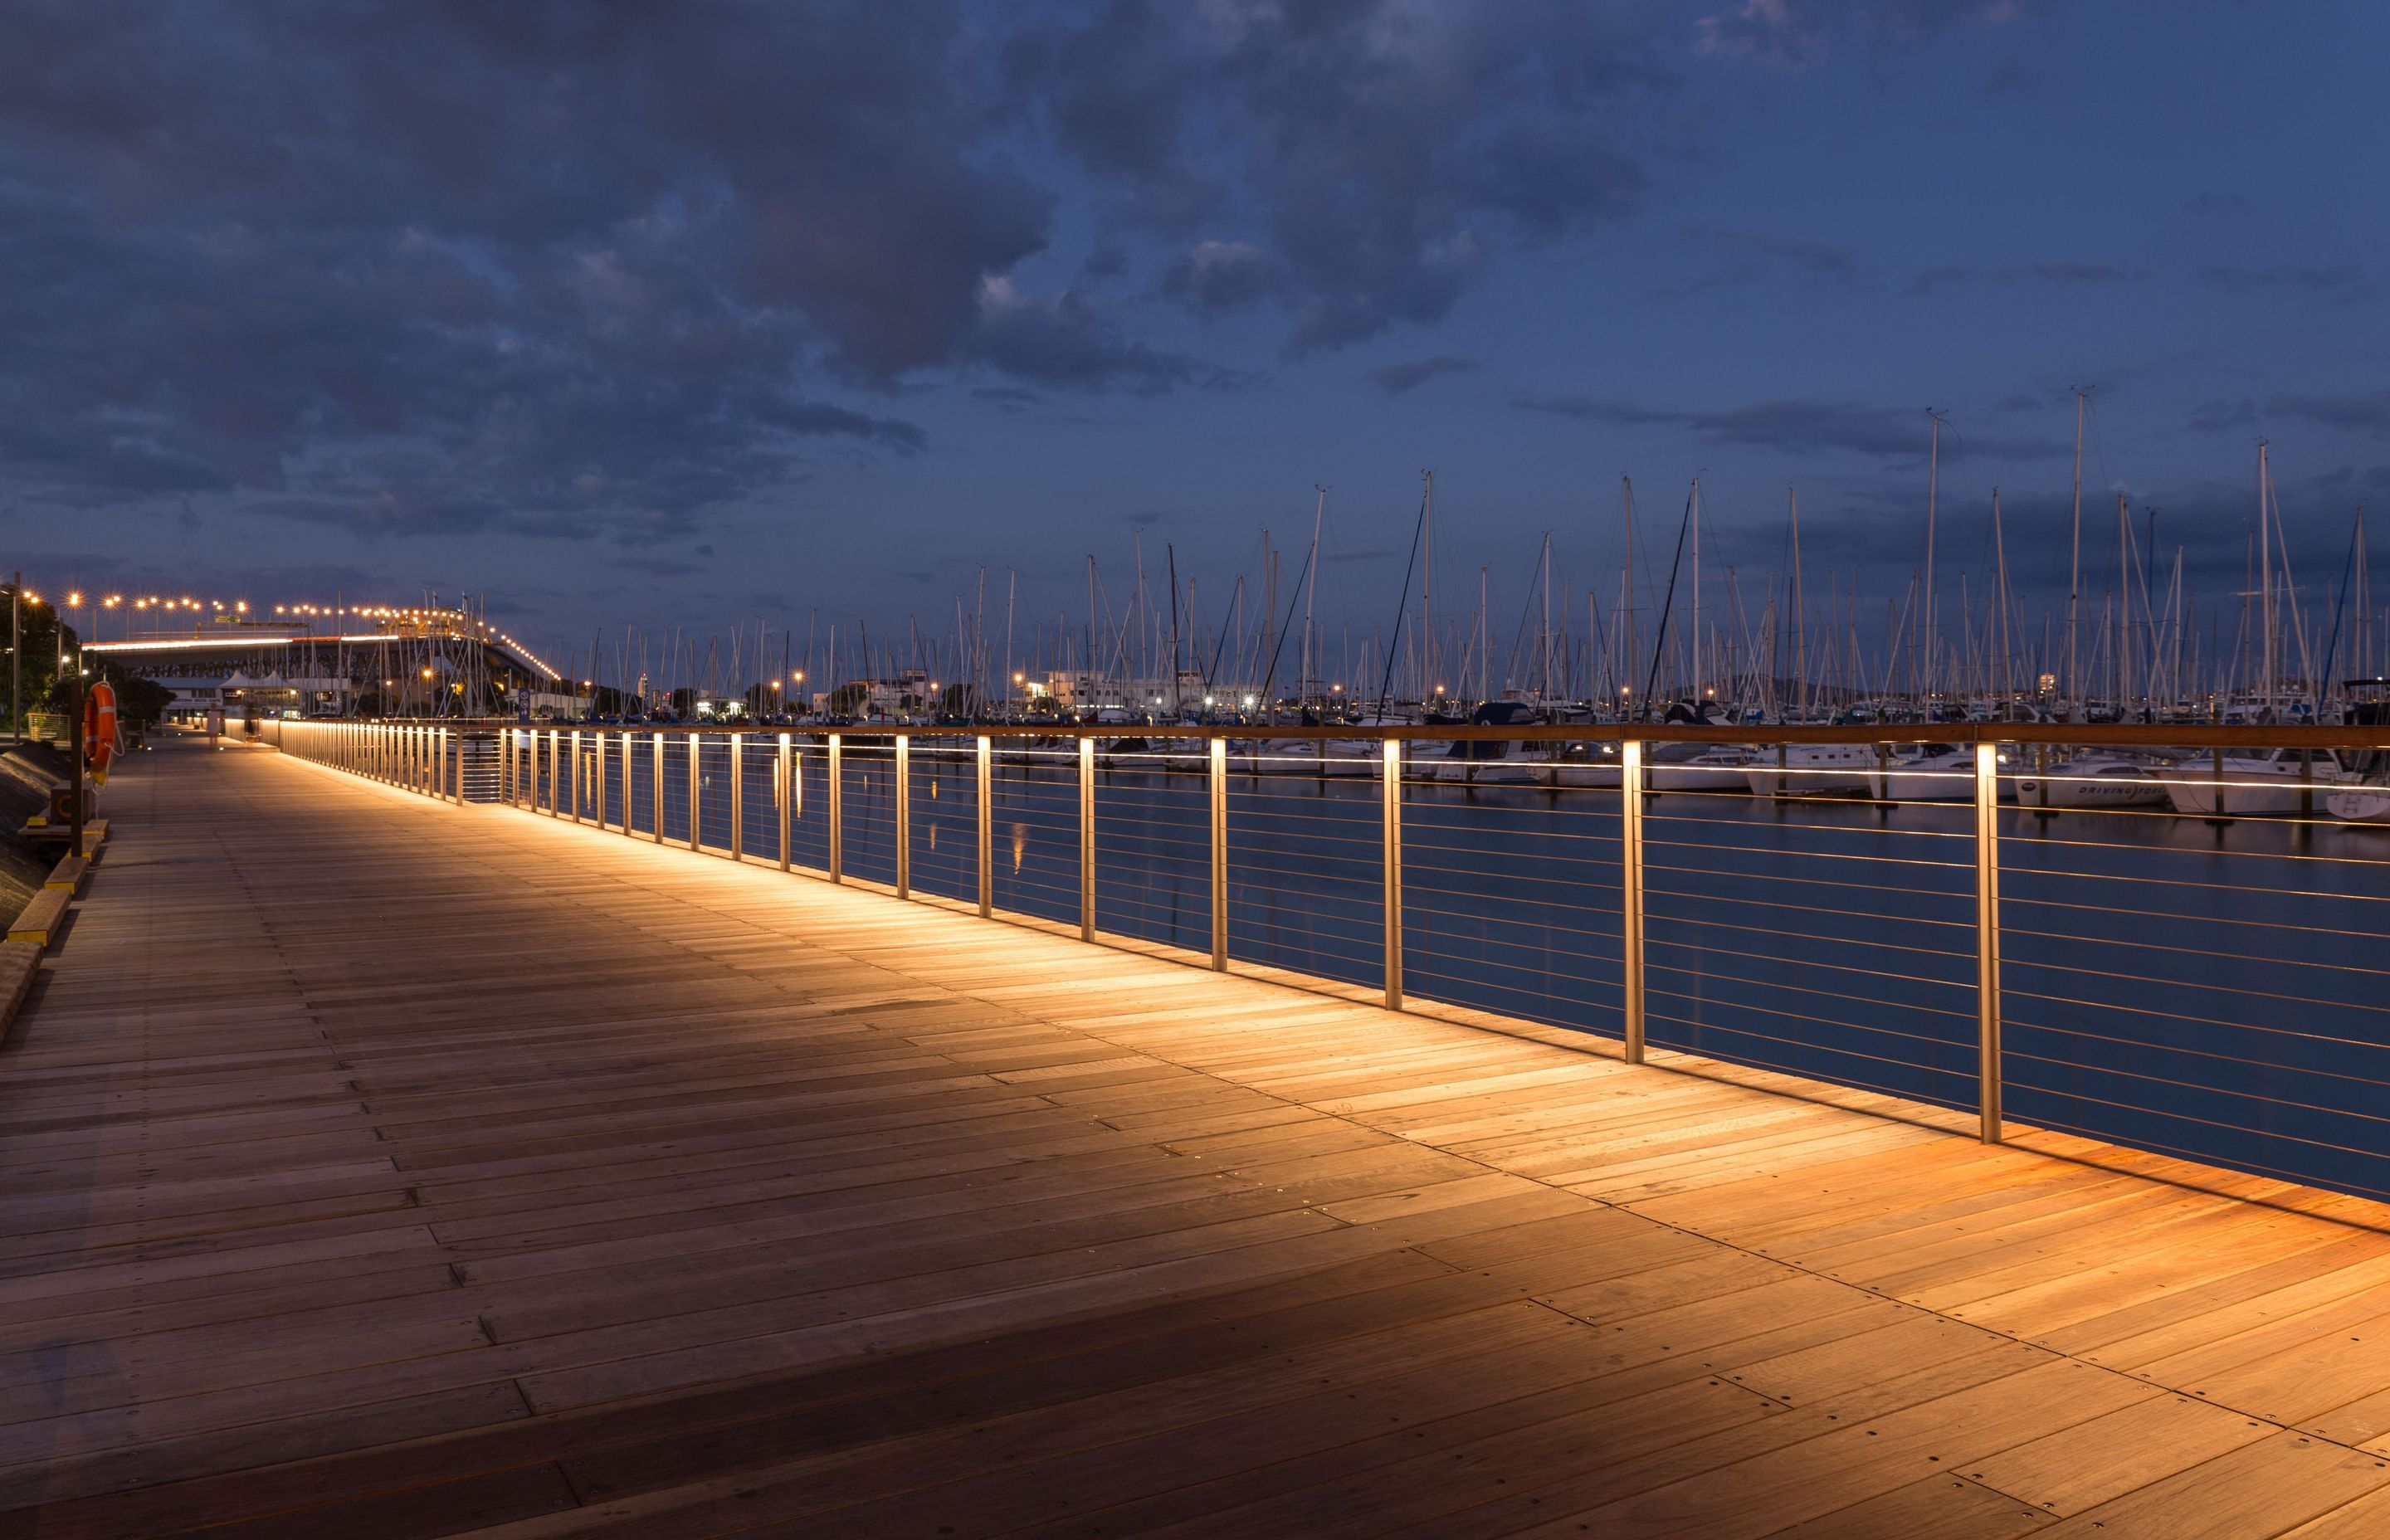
[251,714,2390,1222]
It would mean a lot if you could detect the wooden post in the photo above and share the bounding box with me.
[976,734,993,917]
[1382,738,1402,1010]
[1209,736,1228,971]
[778,733,793,872]
[1078,735,1095,941]
[1622,738,1646,1065]
[895,734,910,899]
[1975,740,2002,1143]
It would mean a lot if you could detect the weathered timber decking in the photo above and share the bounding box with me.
[9,738,2390,1538]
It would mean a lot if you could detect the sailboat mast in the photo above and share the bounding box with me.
[2260,441,2275,718]
[1302,487,1326,704]
[1789,486,1806,720]
[1622,476,1636,717]
[1690,478,1703,702]
[1992,490,2013,718]
[1421,470,1433,701]
[1924,410,1942,710]
[2068,389,2085,716]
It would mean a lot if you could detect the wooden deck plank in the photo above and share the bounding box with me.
[6,738,2390,1538]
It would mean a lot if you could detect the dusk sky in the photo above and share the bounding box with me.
[7,1,2386,676]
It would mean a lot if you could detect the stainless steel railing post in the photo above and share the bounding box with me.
[729,733,744,860]
[1975,739,2003,1143]
[1078,737,1095,942]
[1622,738,1646,1065]
[778,733,793,872]
[650,732,664,844]
[895,733,910,898]
[1382,738,1403,1011]
[687,733,701,849]
[827,733,843,881]
[1209,737,1228,971]
[976,734,993,918]
[568,729,581,821]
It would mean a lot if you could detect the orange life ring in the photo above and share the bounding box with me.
[83,681,118,781]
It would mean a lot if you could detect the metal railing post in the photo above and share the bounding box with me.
[568,729,581,821]
[976,734,993,917]
[1622,738,1646,1065]
[827,733,844,881]
[687,733,701,849]
[894,733,911,898]
[549,729,561,815]
[1209,736,1228,971]
[778,733,794,871]
[650,731,663,843]
[729,733,744,860]
[1078,736,1095,941]
[1975,739,2003,1143]
[1382,738,1403,1009]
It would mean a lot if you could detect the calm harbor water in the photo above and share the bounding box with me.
[586,735,2390,1203]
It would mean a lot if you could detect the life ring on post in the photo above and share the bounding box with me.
[83,681,118,783]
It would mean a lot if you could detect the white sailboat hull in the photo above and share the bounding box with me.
[2162,760,2344,817]
[2014,758,2168,809]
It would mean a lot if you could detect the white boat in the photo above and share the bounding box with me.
[2013,755,2169,809]
[2325,782,2390,825]
[1741,743,1875,797]
[1877,743,1977,802]
[1646,742,1756,793]
[1430,702,1546,785]
[2160,748,2351,817]
[1552,741,1622,789]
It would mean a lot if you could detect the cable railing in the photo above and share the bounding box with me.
[254,714,2390,1206]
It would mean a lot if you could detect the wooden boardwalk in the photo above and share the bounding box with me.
[10,740,2390,1538]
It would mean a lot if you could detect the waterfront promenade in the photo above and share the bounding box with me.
[10,740,2390,1536]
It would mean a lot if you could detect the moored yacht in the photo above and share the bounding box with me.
[1741,742,1875,797]
[2160,748,2352,816]
[2014,754,2169,809]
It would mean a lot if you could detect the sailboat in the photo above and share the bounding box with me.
[2013,754,2168,808]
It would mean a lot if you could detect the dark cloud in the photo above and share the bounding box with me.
[1014,3,1677,354]
[1511,396,2067,460]
[962,279,1213,395]
[1905,261,2149,297]
[2201,266,2376,302]
[0,2,1024,543]
[1158,241,1291,318]
[1369,355,1480,396]
[1695,0,2041,70]
[2265,392,2390,439]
